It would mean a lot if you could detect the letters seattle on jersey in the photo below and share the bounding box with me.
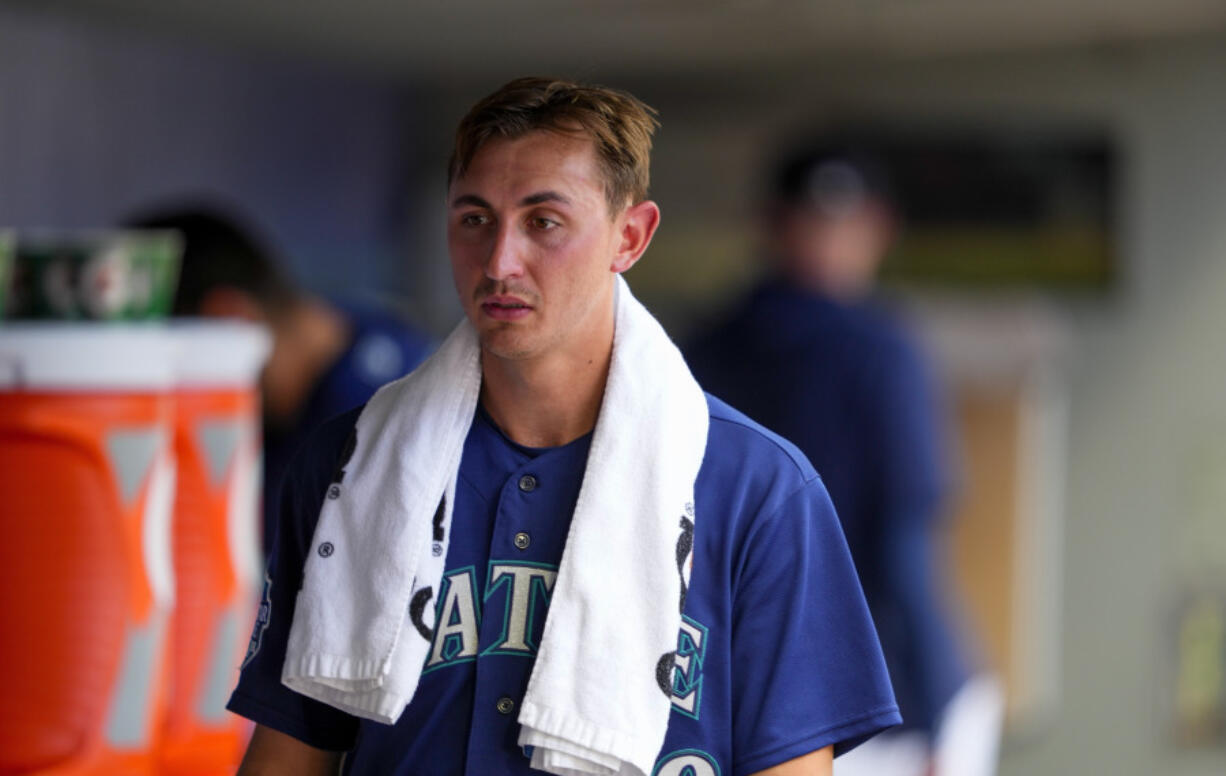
[228,395,900,775]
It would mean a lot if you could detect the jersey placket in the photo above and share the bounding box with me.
[462,453,567,772]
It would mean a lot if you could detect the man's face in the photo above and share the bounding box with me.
[775,202,892,299]
[448,131,626,364]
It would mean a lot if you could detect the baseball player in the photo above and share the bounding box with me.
[125,206,434,553]
[229,77,899,776]
[686,141,1001,776]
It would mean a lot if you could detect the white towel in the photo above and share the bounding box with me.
[283,276,709,776]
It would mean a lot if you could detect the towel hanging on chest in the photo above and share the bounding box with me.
[283,276,710,776]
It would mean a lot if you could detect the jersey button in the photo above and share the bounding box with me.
[496,696,515,715]
[518,474,538,492]
[513,532,531,550]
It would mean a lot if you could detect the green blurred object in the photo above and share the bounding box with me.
[0,232,13,318]
[3,231,182,321]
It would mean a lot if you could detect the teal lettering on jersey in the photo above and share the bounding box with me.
[424,566,481,672]
[482,561,558,657]
[422,561,557,672]
[670,615,708,720]
[423,559,711,724]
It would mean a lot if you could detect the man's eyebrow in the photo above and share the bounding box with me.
[521,191,571,207]
[451,194,490,209]
[450,191,573,209]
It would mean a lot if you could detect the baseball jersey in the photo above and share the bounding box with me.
[229,393,900,775]
[686,278,969,735]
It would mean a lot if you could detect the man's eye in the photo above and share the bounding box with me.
[461,213,489,227]
[530,217,558,230]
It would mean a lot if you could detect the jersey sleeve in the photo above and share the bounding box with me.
[226,417,362,751]
[730,477,900,775]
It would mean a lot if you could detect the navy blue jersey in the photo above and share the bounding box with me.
[686,278,969,735]
[262,303,433,552]
[230,394,899,775]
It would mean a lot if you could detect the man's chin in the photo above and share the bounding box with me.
[477,329,537,362]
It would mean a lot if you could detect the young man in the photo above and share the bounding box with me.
[228,78,899,776]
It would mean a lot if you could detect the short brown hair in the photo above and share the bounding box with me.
[449,77,660,213]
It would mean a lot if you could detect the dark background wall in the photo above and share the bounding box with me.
[0,7,421,311]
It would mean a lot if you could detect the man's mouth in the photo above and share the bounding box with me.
[481,296,533,320]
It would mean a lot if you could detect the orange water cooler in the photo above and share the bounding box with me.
[159,322,268,776]
[0,325,179,775]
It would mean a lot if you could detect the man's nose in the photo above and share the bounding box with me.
[485,225,525,281]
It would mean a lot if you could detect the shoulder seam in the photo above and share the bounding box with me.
[708,413,819,483]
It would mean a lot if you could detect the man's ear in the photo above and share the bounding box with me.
[610,199,661,274]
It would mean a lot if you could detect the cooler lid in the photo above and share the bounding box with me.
[0,323,178,391]
[171,320,271,388]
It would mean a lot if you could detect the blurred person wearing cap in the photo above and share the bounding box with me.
[126,207,433,554]
[687,141,1003,776]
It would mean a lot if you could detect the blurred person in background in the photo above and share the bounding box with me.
[686,140,1002,776]
[126,206,433,553]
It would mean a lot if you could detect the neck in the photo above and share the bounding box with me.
[479,323,614,450]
